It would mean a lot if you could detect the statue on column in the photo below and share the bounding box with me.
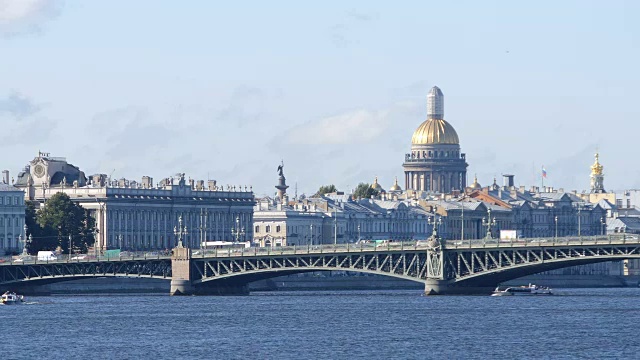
[277,162,284,177]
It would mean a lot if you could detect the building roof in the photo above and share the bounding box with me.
[0,183,21,192]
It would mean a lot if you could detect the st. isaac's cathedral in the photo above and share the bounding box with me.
[402,86,468,193]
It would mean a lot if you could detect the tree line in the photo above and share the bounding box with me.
[314,183,379,199]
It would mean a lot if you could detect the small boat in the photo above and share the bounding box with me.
[1,291,25,305]
[491,284,553,296]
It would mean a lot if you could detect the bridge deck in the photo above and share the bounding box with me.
[1,235,637,265]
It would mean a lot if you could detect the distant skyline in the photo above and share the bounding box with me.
[1,1,639,197]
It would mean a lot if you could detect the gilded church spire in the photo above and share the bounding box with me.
[591,153,603,176]
[590,152,605,194]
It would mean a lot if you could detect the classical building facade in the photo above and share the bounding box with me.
[0,179,26,255]
[403,86,468,193]
[15,153,255,251]
[253,193,432,247]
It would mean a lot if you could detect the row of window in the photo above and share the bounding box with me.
[0,217,21,227]
[0,196,21,206]
[256,225,281,233]
[411,150,460,159]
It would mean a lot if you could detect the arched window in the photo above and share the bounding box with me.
[266,225,271,233]
[255,225,260,233]
[276,225,281,233]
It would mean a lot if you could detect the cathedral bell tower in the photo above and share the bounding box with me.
[590,152,605,193]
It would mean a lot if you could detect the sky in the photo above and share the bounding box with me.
[1,0,639,197]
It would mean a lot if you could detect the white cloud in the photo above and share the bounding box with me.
[0,0,61,35]
[285,109,390,145]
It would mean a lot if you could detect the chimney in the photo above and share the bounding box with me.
[2,170,9,184]
[208,180,217,190]
[196,180,204,190]
[502,174,515,188]
[142,176,153,189]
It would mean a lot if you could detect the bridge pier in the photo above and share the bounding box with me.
[424,279,448,295]
[425,279,495,295]
[170,245,194,296]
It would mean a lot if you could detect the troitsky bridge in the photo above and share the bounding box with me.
[1,233,640,295]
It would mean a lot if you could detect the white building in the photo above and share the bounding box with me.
[15,153,254,251]
[0,179,26,255]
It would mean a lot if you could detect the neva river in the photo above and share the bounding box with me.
[3,288,640,359]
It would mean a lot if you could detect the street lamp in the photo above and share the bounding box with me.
[174,215,188,248]
[118,234,123,250]
[20,224,28,256]
[310,224,314,246]
[357,224,361,243]
[69,234,73,260]
[231,216,245,243]
[482,208,496,240]
[427,213,442,240]
[601,217,606,236]
[555,216,558,239]
[93,229,99,256]
[577,204,582,237]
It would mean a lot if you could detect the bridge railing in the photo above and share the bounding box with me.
[444,234,640,249]
[0,251,171,266]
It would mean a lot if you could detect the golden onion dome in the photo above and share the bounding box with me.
[411,119,459,145]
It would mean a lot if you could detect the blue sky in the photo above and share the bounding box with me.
[1,1,639,196]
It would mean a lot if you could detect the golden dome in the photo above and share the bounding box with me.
[411,119,459,145]
[469,174,481,190]
[371,176,383,191]
[389,177,402,192]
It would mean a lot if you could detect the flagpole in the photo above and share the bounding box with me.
[541,166,544,189]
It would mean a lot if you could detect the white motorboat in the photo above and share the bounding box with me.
[491,284,553,296]
[1,291,25,305]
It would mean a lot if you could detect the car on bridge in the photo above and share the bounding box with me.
[13,256,33,262]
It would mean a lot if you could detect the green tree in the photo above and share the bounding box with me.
[36,193,95,254]
[24,200,50,254]
[353,183,379,199]
[316,184,338,197]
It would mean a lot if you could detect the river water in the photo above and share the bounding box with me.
[2,288,640,359]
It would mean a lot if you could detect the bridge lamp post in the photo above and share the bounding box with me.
[310,224,314,246]
[601,217,606,236]
[357,224,361,243]
[21,224,28,256]
[555,216,558,239]
[231,216,245,243]
[27,235,32,256]
[69,234,73,260]
[93,229,99,256]
[577,204,582,237]
[174,216,188,248]
[118,234,123,250]
[482,208,496,240]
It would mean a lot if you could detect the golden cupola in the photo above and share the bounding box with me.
[389,177,402,192]
[411,119,460,145]
[591,153,603,176]
[371,176,384,192]
[411,86,459,145]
